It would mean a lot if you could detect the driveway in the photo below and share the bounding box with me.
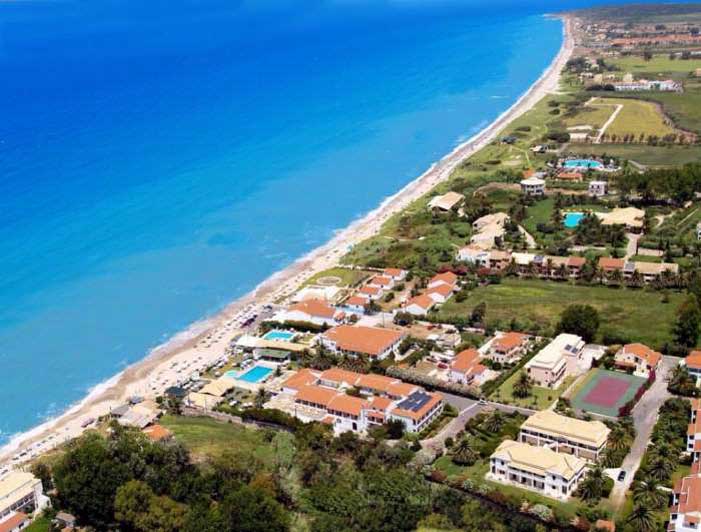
[609,355,675,509]
[624,232,640,260]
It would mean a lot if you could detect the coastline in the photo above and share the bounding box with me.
[0,15,574,466]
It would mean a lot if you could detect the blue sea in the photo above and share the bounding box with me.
[0,0,678,445]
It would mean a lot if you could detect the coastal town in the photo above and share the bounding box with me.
[7,3,701,532]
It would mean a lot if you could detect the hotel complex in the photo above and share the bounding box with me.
[525,333,585,388]
[0,472,49,523]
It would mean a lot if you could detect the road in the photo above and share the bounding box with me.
[594,102,623,144]
[624,232,640,260]
[609,355,675,509]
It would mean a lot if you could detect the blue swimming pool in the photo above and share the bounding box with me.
[564,159,602,170]
[564,212,585,229]
[227,365,274,383]
[263,330,296,342]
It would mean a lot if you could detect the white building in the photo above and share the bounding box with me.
[456,245,490,267]
[0,472,50,522]
[520,177,546,196]
[588,180,608,197]
[488,439,587,500]
[274,298,344,327]
[525,333,584,388]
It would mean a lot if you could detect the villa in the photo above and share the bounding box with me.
[683,351,701,386]
[519,410,611,461]
[321,325,406,360]
[520,176,546,196]
[480,331,530,364]
[614,343,661,378]
[0,472,50,522]
[368,275,394,290]
[669,471,701,532]
[383,268,407,281]
[358,285,383,300]
[343,295,369,314]
[687,399,701,457]
[274,298,344,327]
[448,348,488,385]
[428,271,458,290]
[427,191,464,213]
[277,367,443,435]
[525,333,585,388]
[588,180,608,197]
[488,439,587,500]
[404,294,435,316]
[426,283,454,304]
[456,245,490,266]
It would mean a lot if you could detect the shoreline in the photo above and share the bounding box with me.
[0,15,574,466]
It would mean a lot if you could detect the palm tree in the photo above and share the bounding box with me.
[577,465,605,502]
[646,455,674,482]
[607,425,631,452]
[483,410,505,433]
[512,371,532,399]
[633,479,667,510]
[626,503,658,532]
[452,438,478,466]
[254,388,267,409]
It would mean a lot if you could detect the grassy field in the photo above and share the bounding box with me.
[160,415,276,461]
[609,55,701,75]
[436,278,683,348]
[573,143,701,166]
[563,103,615,130]
[491,373,575,409]
[303,267,369,287]
[598,98,676,139]
[25,517,51,532]
[630,79,701,134]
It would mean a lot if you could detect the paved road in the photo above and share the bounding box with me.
[609,355,675,509]
[624,232,640,260]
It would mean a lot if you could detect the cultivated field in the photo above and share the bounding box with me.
[599,97,675,139]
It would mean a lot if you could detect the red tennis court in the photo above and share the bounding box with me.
[583,376,631,407]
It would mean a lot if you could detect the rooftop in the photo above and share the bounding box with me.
[288,298,337,319]
[526,333,583,371]
[492,439,586,480]
[521,410,611,448]
[323,325,405,357]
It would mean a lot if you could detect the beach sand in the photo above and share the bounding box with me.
[0,16,574,467]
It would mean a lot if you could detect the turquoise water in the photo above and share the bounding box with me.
[564,212,585,228]
[263,330,296,342]
[231,366,274,384]
[0,0,666,445]
[564,159,603,169]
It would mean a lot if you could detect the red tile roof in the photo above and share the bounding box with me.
[427,284,453,298]
[687,351,701,370]
[142,424,172,442]
[327,395,368,417]
[674,474,701,515]
[323,325,405,357]
[430,271,458,286]
[622,343,662,367]
[451,349,483,374]
[0,513,29,532]
[370,276,392,287]
[598,257,625,271]
[289,298,336,319]
[492,332,528,352]
[295,385,339,407]
[392,392,443,421]
[283,369,319,391]
[406,294,434,310]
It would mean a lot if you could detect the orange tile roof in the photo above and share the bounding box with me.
[675,474,701,515]
[359,285,381,295]
[319,367,362,386]
[427,284,453,297]
[687,351,701,370]
[370,276,392,286]
[345,295,368,307]
[368,396,393,411]
[295,385,339,407]
[407,294,434,310]
[622,343,661,367]
[595,519,615,532]
[142,424,172,442]
[289,298,336,319]
[384,268,405,278]
[523,169,535,178]
[567,256,586,267]
[430,271,458,286]
[598,257,625,271]
[355,373,396,392]
[493,332,528,352]
[323,325,405,357]
[386,381,417,397]
[451,348,481,374]
[392,392,443,421]
[327,394,368,417]
[283,368,319,391]
[558,171,583,181]
[0,513,29,532]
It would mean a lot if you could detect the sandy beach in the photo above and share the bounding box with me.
[0,15,574,467]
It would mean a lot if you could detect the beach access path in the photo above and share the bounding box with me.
[0,17,574,468]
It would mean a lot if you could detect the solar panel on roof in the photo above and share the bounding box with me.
[397,391,431,412]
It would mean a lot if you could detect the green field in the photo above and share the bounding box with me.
[631,79,701,134]
[303,267,369,287]
[436,278,683,348]
[598,98,676,139]
[574,143,701,166]
[609,55,701,75]
[492,372,575,410]
[563,103,615,129]
[160,415,275,460]
[25,517,51,532]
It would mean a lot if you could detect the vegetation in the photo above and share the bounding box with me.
[556,304,600,342]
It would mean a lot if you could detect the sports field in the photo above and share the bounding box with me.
[569,368,647,417]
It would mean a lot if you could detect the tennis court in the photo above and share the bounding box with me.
[570,368,647,417]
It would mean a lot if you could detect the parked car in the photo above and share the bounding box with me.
[617,470,626,482]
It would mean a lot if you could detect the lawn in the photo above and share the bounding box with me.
[160,415,275,461]
[303,267,369,288]
[629,79,701,134]
[563,103,616,130]
[492,372,575,410]
[609,55,701,76]
[597,98,676,139]
[25,517,51,532]
[569,369,647,417]
[436,278,683,348]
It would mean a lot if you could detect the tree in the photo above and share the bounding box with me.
[673,297,701,347]
[556,304,600,342]
[451,438,478,466]
[626,503,658,532]
[115,480,187,532]
[512,371,532,399]
[633,479,667,510]
[483,410,505,433]
[221,484,290,532]
[577,465,605,502]
[386,419,406,440]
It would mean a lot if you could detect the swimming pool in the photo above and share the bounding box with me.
[226,365,274,383]
[564,212,585,229]
[564,159,602,170]
[263,330,296,342]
